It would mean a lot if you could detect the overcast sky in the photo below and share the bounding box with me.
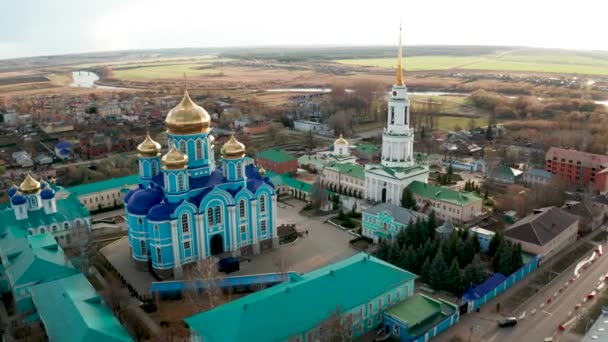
[0,0,606,59]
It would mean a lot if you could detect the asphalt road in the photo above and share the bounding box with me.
[485,244,608,342]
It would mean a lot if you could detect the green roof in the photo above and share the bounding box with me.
[67,174,140,196]
[1,234,77,287]
[185,253,417,342]
[354,143,380,154]
[298,154,330,169]
[408,181,482,206]
[29,273,133,342]
[267,171,313,193]
[386,294,456,336]
[367,163,428,179]
[325,162,365,179]
[0,194,90,232]
[255,149,296,163]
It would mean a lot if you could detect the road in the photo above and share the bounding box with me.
[485,243,608,342]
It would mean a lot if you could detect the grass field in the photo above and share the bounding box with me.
[112,62,217,80]
[336,50,608,75]
[436,116,488,131]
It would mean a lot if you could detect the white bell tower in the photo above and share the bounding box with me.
[381,24,414,168]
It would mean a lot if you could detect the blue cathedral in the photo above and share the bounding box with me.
[125,91,278,278]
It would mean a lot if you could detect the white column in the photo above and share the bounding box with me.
[228,206,238,255]
[170,220,182,278]
[196,213,206,259]
[272,195,278,237]
[251,201,259,254]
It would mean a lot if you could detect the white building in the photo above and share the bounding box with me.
[364,31,429,205]
[2,109,18,126]
[293,120,331,133]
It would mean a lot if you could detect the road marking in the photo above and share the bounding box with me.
[542,310,553,316]
[486,333,498,342]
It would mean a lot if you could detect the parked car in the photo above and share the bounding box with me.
[218,257,240,274]
[498,317,518,328]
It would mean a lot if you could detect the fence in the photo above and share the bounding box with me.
[151,271,300,299]
[462,256,540,312]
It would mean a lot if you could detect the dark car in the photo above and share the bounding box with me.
[218,257,240,274]
[498,317,518,328]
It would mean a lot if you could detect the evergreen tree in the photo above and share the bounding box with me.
[446,259,462,295]
[484,188,489,200]
[485,125,493,141]
[463,255,486,287]
[421,240,433,263]
[395,226,408,249]
[376,238,391,261]
[512,243,524,271]
[401,187,417,209]
[471,232,481,253]
[387,241,400,265]
[413,247,427,274]
[429,251,448,291]
[337,210,345,220]
[421,257,431,284]
[426,211,438,239]
[488,231,503,257]
[402,245,416,272]
[459,227,470,241]
[462,237,476,267]
[497,243,514,275]
[447,164,454,176]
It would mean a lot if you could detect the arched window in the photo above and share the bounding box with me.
[195,139,203,159]
[64,222,69,230]
[260,195,266,213]
[179,140,186,154]
[236,162,243,179]
[30,197,37,207]
[151,161,158,175]
[239,200,246,218]
[181,213,189,234]
[40,227,45,234]
[215,206,222,224]
[207,208,214,226]
[138,218,143,225]
[52,225,57,233]
[177,173,185,191]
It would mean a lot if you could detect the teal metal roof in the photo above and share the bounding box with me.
[408,181,482,206]
[29,273,133,342]
[1,234,77,287]
[325,162,365,179]
[67,174,140,196]
[267,171,312,193]
[0,194,90,231]
[255,149,296,163]
[185,253,417,342]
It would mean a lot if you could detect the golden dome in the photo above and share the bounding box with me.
[221,135,246,159]
[165,90,211,134]
[20,173,41,194]
[137,133,161,157]
[161,145,189,170]
[334,134,348,145]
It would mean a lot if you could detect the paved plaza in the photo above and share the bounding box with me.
[100,198,358,296]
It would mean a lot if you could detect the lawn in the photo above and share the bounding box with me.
[112,62,218,80]
[436,116,488,131]
[336,51,608,75]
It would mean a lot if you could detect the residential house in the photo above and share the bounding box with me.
[184,253,417,342]
[12,151,33,168]
[408,181,483,224]
[562,200,604,233]
[487,165,523,184]
[504,207,579,259]
[523,168,553,185]
[255,149,298,175]
[545,147,608,192]
[362,203,427,242]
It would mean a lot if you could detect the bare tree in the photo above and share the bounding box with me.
[327,110,353,136]
[310,177,328,213]
[70,220,97,275]
[272,249,292,273]
[183,257,224,311]
[102,276,131,323]
[318,306,354,342]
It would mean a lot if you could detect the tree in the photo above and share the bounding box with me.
[462,237,476,267]
[376,238,391,261]
[102,276,131,323]
[462,255,486,288]
[425,210,437,239]
[488,231,503,257]
[420,257,431,284]
[446,259,462,294]
[471,232,481,253]
[319,306,354,342]
[310,177,328,213]
[70,220,97,275]
[428,251,448,291]
[401,187,417,209]
[183,257,224,310]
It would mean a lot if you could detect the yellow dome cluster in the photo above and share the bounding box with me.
[334,134,348,145]
[161,145,189,170]
[221,135,246,159]
[137,133,162,157]
[20,173,41,194]
[165,90,211,135]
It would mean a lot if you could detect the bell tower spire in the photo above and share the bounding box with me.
[396,21,404,86]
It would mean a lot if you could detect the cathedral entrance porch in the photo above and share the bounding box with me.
[210,234,224,255]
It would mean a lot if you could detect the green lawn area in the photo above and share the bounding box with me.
[336,51,608,75]
[436,116,488,131]
[112,62,218,80]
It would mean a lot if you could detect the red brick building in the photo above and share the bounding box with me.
[545,147,608,192]
[255,148,298,175]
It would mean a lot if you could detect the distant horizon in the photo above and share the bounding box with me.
[1,0,607,60]
[3,44,608,62]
